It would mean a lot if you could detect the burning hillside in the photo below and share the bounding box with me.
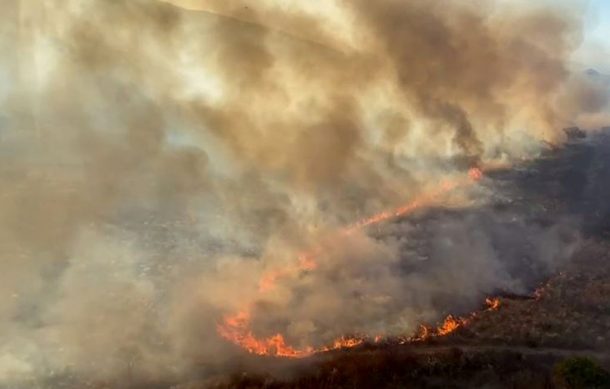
[216,167,484,358]
[191,129,610,389]
[1,0,610,388]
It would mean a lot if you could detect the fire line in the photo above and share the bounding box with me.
[217,167,485,358]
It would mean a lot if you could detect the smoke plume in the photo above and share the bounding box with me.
[0,0,601,385]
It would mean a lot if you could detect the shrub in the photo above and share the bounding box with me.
[553,357,610,389]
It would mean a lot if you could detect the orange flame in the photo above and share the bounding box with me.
[411,315,468,341]
[217,309,368,357]
[218,167,486,358]
[468,167,483,181]
[485,297,501,311]
[436,315,465,336]
[217,310,315,358]
[321,336,365,352]
[409,296,502,342]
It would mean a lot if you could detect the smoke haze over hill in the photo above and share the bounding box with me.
[0,0,608,385]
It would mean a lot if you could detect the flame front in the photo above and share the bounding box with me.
[217,310,365,358]
[218,168,486,357]
[485,297,501,311]
[410,315,468,341]
[409,297,502,342]
[437,315,464,336]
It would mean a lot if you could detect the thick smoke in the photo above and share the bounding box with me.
[246,208,579,348]
[0,0,601,385]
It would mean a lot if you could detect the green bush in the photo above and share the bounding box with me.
[554,357,610,389]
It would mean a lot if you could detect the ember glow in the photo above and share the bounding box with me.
[218,167,486,357]
[485,297,501,311]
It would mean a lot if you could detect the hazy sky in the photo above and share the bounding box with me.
[581,0,610,71]
[164,0,609,72]
[587,0,610,38]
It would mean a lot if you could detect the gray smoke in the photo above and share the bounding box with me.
[0,0,601,385]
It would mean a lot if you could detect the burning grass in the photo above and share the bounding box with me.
[217,168,485,358]
[191,238,610,389]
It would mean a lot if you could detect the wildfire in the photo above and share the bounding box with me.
[533,273,562,300]
[485,297,501,311]
[217,311,315,358]
[437,315,465,336]
[411,315,469,341]
[321,336,366,352]
[218,167,488,358]
[468,167,483,181]
[258,253,319,292]
[217,310,368,358]
[408,297,502,342]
